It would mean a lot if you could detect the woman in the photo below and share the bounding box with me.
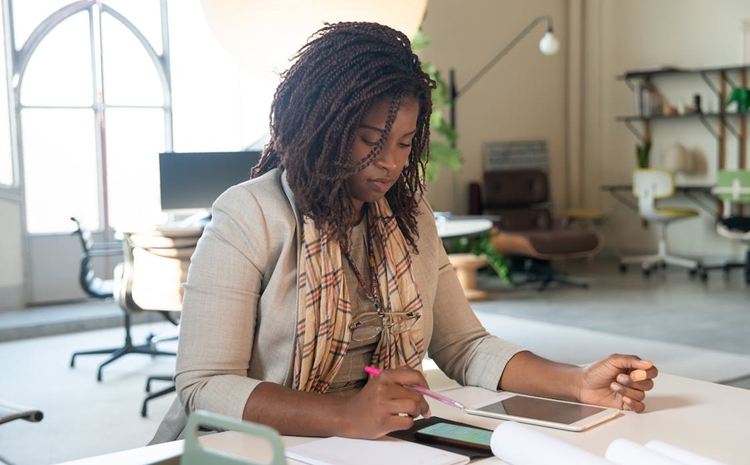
[151,21,656,443]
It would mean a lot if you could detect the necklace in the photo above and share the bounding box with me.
[341,219,381,313]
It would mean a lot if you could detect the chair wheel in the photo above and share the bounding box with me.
[618,263,627,273]
[642,268,651,278]
[688,268,697,277]
[700,270,708,282]
[661,262,667,269]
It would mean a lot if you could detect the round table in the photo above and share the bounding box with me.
[436,217,495,301]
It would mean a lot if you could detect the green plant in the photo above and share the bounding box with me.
[636,141,651,168]
[412,28,462,182]
[443,229,513,284]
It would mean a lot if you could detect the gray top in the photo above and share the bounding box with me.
[150,169,523,443]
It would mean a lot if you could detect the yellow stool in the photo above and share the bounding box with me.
[448,253,488,301]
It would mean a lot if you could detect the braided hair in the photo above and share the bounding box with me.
[253,21,435,249]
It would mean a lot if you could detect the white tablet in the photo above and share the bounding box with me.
[465,392,619,432]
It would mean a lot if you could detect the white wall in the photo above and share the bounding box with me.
[582,0,750,260]
[0,196,24,309]
[420,0,569,214]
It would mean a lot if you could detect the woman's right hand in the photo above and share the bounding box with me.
[340,367,431,439]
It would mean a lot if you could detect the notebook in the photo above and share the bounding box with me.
[285,436,470,465]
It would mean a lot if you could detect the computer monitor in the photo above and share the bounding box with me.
[158,151,261,212]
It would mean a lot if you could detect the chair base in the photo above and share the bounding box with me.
[701,249,750,283]
[619,238,701,278]
[70,342,176,382]
[511,258,589,291]
[142,375,176,417]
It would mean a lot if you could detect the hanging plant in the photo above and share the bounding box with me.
[412,28,462,183]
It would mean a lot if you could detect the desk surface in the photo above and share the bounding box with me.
[57,373,749,465]
[437,217,495,239]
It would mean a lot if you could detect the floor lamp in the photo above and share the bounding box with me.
[448,15,560,131]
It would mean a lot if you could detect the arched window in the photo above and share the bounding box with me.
[5,0,172,234]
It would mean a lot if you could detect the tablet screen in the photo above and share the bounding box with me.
[476,395,607,425]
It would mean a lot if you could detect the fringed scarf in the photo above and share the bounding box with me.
[292,198,425,393]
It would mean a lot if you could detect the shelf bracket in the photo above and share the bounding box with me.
[623,120,647,144]
[700,72,720,99]
[698,114,721,139]
[721,115,740,139]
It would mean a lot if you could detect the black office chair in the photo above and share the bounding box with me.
[0,400,43,465]
[70,217,122,299]
[69,220,181,382]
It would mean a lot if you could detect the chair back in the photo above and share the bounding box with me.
[482,170,554,231]
[632,169,674,217]
[116,228,201,313]
[70,217,122,299]
[714,170,750,203]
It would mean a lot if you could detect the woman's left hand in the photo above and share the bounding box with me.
[577,354,658,413]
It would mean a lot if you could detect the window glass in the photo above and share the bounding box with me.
[10,0,72,50]
[104,0,163,56]
[105,108,165,228]
[0,8,13,186]
[102,11,163,106]
[20,11,92,107]
[21,108,98,233]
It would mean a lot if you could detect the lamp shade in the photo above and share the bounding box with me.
[538,31,560,56]
[199,0,429,75]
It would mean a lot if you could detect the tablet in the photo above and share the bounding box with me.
[414,421,493,454]
[465,393,619,432]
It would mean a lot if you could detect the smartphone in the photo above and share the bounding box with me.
[465,393,619,432]
[414,422,493,453]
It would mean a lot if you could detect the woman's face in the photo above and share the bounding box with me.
[347,96,419,216]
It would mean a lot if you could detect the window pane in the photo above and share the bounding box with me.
[102,11,163,106]
[0,8,13,186]
[20,11,93,107]
[105,108,165,228]
[104,0,164,56]
[11,0,73,49]
[22,109,98,233]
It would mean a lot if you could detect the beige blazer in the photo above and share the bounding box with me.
[151,169,522,443]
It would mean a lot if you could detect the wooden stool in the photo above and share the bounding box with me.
[448,253,488,301]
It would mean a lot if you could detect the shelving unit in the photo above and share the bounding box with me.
[616,65,750,170]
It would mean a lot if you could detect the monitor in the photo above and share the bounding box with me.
[158,151,262,212]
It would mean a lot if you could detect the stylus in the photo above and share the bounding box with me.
[364,366,466,410]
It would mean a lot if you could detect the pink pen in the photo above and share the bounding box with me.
[364,366,466,410]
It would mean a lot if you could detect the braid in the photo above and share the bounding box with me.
[253,22,434,249]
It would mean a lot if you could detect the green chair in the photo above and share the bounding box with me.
[703,170,750,283]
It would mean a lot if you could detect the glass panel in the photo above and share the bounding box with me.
[102,11,163,106]
[22,109,98,233]
[20,11,92,107]
[104,0,163,56]
[105,108,165,228]
[10,0,73,49]
[0,8,13,186]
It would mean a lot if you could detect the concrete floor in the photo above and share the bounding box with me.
[1,257,748,388]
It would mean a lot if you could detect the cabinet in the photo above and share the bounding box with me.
[616,65,750,170]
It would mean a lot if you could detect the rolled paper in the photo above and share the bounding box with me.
[645,440,729,465]
[491,421,615,465]
[630,369,648,381]
[606,438,686,465]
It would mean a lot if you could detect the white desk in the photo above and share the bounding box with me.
[436,217,494,240]
[58,373,749,465]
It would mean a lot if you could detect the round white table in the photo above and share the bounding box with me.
[436,216,496,301]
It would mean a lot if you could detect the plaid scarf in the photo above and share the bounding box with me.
[293,198,425,393]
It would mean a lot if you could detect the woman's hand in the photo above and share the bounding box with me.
[340,367,431,439]
[577,354,658,413]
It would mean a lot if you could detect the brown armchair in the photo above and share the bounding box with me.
[480,170,602,290]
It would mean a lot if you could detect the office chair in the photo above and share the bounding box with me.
[70,217,122,299]
[619,169,701,277]
[0,400,43,465]
[70,228,198,382]
[480,170,602,290]
[115,228,201,416]
[702,170,750,283]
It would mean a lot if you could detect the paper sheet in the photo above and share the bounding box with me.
[285,436,469,465]
[606,438,688,465]
[490,421,615,465]
[645,440,729,465]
